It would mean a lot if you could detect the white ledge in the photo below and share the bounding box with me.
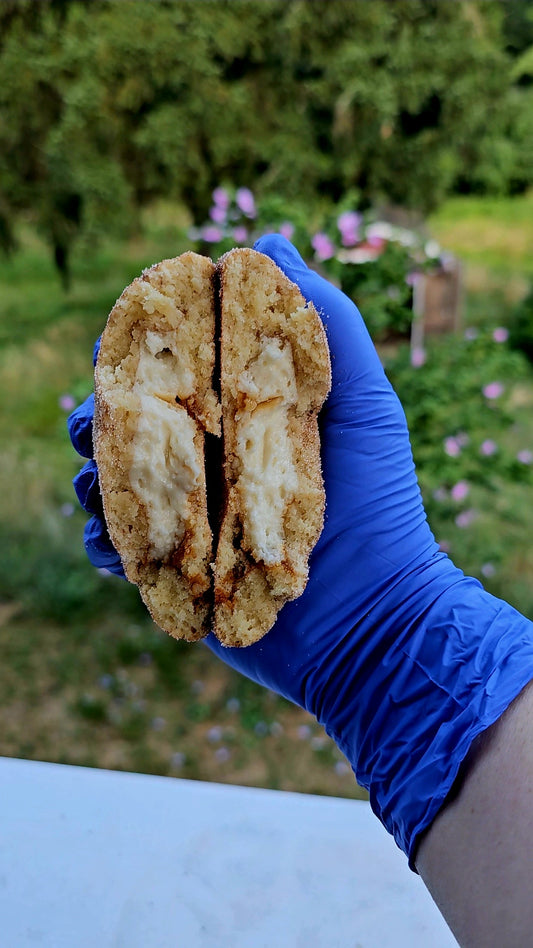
[0,756,457,947]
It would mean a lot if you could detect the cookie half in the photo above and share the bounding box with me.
[94,252,220,642]
[213,248,331,647]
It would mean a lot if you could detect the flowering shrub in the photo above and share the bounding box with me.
[313,210,449,340]
[189,186,449,341]
[386,327,533,574]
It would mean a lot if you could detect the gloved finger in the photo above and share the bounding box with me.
[84,515,125,577]
[67,394,95,459]
[253,234,386,391]
[93,335,101,367]
[73,459,103,516]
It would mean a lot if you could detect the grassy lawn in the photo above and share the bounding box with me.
[1,192,532,797]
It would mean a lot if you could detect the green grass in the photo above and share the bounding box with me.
[429,190,533,278]
[1,192,532,794]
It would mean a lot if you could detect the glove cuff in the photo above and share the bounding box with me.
[320,568,533,868]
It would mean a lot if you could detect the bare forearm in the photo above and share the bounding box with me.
[416,679,533,947]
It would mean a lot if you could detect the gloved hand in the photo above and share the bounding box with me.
[68,234,533,866]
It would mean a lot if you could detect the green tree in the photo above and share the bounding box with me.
[0,0,530,281]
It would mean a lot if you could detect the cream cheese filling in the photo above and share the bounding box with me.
[129,332,201,558]
[235,337,298,565]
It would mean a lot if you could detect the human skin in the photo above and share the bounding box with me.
[416,678,533,947]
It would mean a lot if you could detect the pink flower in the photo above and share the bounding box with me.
[493,327,509,343]
[232,226,248,243]
[480,439,498,456]
[311,232,336,261]
[517,450,533,465]
[212,187,230,209]
[337,211,362,247]
[481,562,496,578]
[59,394,75,412]
[367,235,385,250]
[451,480,470,502]
[482,381,504,400]
[438,540,451,553]
[444,436,462,458]
[236,187,256,218]
[209,204,227,224]
[201,225,223,243]
[410,346,426,368]
[278,221,295,241]
[455,509,476,529]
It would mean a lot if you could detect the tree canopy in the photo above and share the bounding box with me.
[1,0,531,280]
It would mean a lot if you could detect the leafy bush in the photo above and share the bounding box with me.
[386,327,533,575]
[509,287,533,363]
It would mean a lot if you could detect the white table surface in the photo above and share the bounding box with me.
[0,756,457,947]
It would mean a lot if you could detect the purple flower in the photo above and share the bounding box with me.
[201,225,223,243]
[493,327,509,343]
[455,509,476,529]
[482,381,504,400]
[438,540,451,553]
[464,327,478,341]
[214,746,231,763]
[60,502,75,517]
[337,210,362,247]
[151,716,166,731]
[170,751,186,770]
[297,724,312,740]
[207,726,223,743]
[225,697,240,713]
[481,562,496,578]
[444,436,462,458]
[517,449,533,465]
[480,439,498,456]
[209,204,227,224]
[235,187,256,218]
[311,232,335,261]
[451,480,470,502]
[411,346,426,368]
[278,221,295,241]
[232,225,248,244]
[212,187,230,209]
[334,760,351,777]
[59,394,75,412]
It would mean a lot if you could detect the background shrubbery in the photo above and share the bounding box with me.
[1,0,533,283]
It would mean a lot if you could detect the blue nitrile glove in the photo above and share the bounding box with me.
[68,342,125,578]
[68,235,533,867]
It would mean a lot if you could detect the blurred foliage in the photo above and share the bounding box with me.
[1,0,532,283]
[509,288,533,363]
[386,327,533,580]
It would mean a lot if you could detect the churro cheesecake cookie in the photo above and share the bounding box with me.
[93,247,331,647]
